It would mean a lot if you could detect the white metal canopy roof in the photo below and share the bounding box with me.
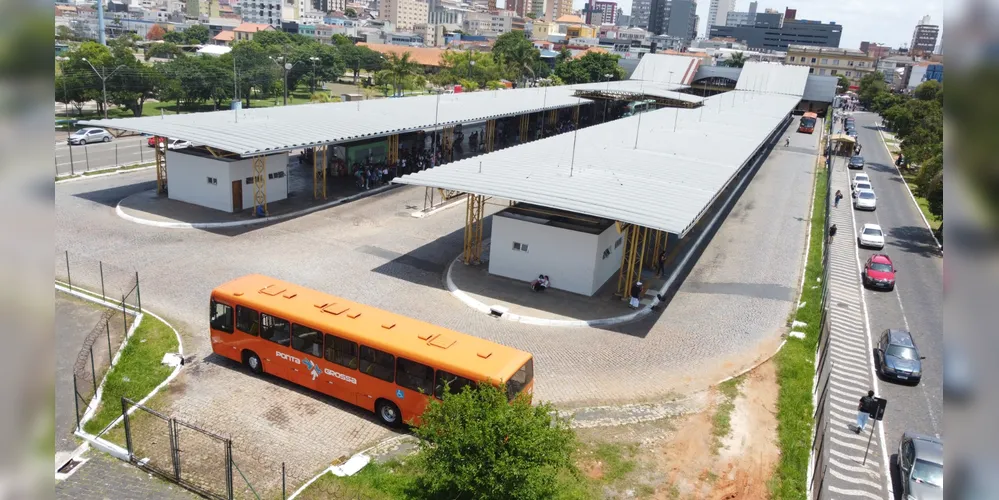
[79,86,592,157]
[736,61,810,96]
[629,54,703,85]
[394,91,801,236]
[573,80,704,103]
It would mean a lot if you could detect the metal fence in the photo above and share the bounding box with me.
[56,134,150,178]
[119,397,364,500]
[57,251,142,310]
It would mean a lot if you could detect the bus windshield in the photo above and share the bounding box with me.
[506,358,535,401]
[800,116,817,128]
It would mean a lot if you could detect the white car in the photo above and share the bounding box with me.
[858,223,885,249]
[854,189,877,210]
[853,181,873,197]
[162,139,192,150]
[851,173,870,189]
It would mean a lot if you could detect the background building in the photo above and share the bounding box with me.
[615,8,629,26]
[724,1,756,26]
[664,0,696,42]
[378,0,429,31]
[593,1,617,24]
[707,0,733,31]
[909,15,939,56]
[710,17,841,50]
[785,45,875,89]
[629,0,651,29]
[544,0,572,22]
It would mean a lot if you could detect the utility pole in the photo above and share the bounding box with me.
[81,58,125,119]
[309,56,320,94]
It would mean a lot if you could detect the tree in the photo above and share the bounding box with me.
[836,75,850,94]
[491,31,541,83]
[724,51,747,68]
[344,7,357,17]
[146,24,166,41]
[109,39,161,116]
[526,11,537,19]
[913,80,941,101]
[253,30,292,48]
[184,24,210,44]
[56,25,76,41]
[230,40,277,107]
[145,42,184,60]
[163,30,185,44]
[554,52,624,84]
[411,383,577,500]
[380,51,423,96]
[58,41,115,116]
[434,50,500,89]
[857,72,888,108]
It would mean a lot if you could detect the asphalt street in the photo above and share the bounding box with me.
[847,112,943,462]
[54,134,149,176]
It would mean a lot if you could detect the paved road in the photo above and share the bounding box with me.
[57,449,201,500]
[850,112,943,447]
[54,116,817,495]
[55,294,107,460]
[54,135,149,176]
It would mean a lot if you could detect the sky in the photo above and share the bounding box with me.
[569,0,945,50]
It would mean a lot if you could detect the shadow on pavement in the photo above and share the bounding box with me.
[73,180,157,209]
[886,225,943,259]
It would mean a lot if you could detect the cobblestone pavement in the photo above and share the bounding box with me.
[56,449,202,500]
[56,294,107,460]
[54,119,818,495]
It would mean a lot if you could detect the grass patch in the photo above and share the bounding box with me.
[898,170,943,231]
[636,483,657,498]
[82,313,178,436]
[768,155,827,499]
[711,376,744,454]
[590,442,637,483]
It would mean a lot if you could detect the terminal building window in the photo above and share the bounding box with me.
[512,242,529,252]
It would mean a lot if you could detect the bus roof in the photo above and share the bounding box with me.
[802,111,818,118]
[212,275,532,384]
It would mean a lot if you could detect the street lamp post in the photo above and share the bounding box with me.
[468,58,476,83]
[81,58,126,119]
[309,56,320,94]
[271,56,300,105]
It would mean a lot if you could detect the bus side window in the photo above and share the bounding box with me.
[434,370,475,399]
[359,345,394,382]
[210,301,233,333]
[325,334,358,370]
[396,357,435,395]
[291,323,322,358]
[260,313,291,347]
[235,306,260,336]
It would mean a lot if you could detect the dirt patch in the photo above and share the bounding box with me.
[574,360,780,499]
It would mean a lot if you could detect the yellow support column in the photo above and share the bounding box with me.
[387,134,399,165]
[463,194,485,265]
[519,114,529,143]
[442,126,454,162]
[253,155,267,216]
[616,224,649,297]
[155,137,167,195]
[485,120,496,152]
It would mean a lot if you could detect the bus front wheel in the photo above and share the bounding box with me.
[375,400,402,428]
[243,351,263,375]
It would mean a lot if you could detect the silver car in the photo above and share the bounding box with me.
[897,432,943,500]
[68,127,113,145]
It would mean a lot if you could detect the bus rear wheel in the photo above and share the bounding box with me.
[375,400,401,428]
[243,351,263,375]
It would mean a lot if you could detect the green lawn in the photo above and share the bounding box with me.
[899,170,943,231]
[82,313,179,436]
[769,156,826,499]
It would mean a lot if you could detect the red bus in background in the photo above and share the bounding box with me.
[798,112,818,134]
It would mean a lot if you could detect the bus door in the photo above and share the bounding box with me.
[393,356,435,422]
[319,333,361,406]
[259,312,314,388]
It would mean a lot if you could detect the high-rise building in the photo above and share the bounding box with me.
[710,17,842,50]
[664,0,696,41]
[909,15,939,56]
[378,0,429,30]
[785,45,875,89]
[725,0,755,26]
[707,0,733,31]
[507,0,529,17]
[615,8,630,26]
[543,0,572,22]
[648,0,667,34]
[593,1,617,24]
[629,0,651,28]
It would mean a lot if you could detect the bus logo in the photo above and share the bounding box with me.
[324,368,358,385]
[303,358,321,381]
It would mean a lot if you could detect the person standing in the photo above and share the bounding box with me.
[856,390,876,433]
[828,223,837,244]
[629,281,642,309]
[834,190,843,208]
[656,249,667,278]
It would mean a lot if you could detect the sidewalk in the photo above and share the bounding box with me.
[818,157,890,500]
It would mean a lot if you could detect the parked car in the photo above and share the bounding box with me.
[858,223,885,249]
[167,139,192,150]
[862,253,896,290]
[853,181,873,197]
[851,172,870,189]
[897,432,943,500]
[876,329,925,384]
[68,128,112,145]
[854,189,877,210]
[147,136,160,147]
[848,155,865,169]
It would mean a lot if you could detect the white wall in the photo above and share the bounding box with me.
[591,223,625,291]
[489,214,606,296]
[166,151,288,214]
[167,150,234,213]
[230,153,289,212]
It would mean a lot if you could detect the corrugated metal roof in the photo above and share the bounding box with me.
[630,54,702,85]
[394,92,801,236]
[573,80,704,103]
[79,86,592,157]
[736,61,810,96]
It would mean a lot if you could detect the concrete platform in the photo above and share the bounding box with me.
[115,160,398,228]
[447,239,666,326]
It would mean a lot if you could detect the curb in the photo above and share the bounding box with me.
[56,165,156,184]
[874,118,943,250]
[54,283,185,479]
[115,183,400,229]
[410,196,465,218]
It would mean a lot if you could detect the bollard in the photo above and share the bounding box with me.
[69,143,75,176]
[135,271,141,310]
[85,145,90,171]
[65,251,71,290]
[116,143,119,167]
[122,295,127,332]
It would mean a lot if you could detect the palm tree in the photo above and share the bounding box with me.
[383,52,422,97]
[725,51,747,68]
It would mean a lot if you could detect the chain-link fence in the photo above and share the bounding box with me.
[56,250,142,311]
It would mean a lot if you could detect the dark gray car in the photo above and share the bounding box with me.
[876,329,925,384]
[897,432,943,500]
[849,155,865,169]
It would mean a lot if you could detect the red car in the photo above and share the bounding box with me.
[147,136,164,147]
[863,254,896,291]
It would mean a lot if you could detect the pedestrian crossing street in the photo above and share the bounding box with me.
[818,159,891,500]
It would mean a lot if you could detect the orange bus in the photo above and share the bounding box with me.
[798,112,818,134]
[208,275,535,427]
